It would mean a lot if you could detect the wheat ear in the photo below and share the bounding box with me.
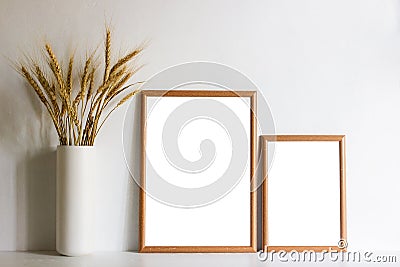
[66,54,74,96]
[103,28,111,83]
[109,48,142,76]
[33,64,60,117]
[73,54,92,108]
[21,66,62,138]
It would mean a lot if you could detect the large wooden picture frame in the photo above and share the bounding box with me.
[261,135,347,252]
[139,90,257,253]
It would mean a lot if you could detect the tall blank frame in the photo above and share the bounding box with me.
[261,135,347,252]
[139,90,257,253]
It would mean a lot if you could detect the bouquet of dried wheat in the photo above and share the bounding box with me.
[16,28,144,145]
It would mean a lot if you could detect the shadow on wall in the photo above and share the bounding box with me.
[16,148,56,250]
[123,95,141,251]
[0,76,57,250]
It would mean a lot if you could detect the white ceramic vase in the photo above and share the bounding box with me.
[56,146,95,256]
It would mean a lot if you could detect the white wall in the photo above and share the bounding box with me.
[1,0,400,251]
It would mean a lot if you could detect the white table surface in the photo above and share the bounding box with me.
[0,251,398,267]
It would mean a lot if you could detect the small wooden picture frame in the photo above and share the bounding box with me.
[139,90,257,253]
[261,135,347,252]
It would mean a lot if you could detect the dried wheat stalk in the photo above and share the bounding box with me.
[16,28,144,146]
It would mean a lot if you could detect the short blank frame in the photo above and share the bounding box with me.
[261,135,347,252]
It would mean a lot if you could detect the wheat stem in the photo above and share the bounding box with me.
[95,89,139,136]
